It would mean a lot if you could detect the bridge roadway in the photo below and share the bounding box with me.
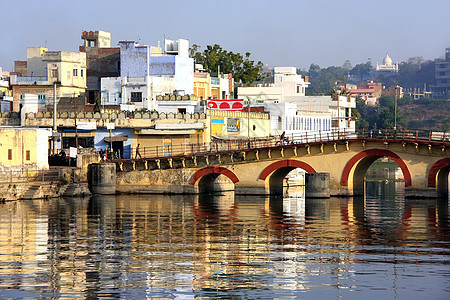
[113,131,450,198]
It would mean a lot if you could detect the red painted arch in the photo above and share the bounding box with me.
[341,149,412,187]
[427,158,450,187]
[258,159,316,181]
[189,166,239,185]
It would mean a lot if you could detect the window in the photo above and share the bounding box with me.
[73,69,78,76]
[38,94,46,104]
[81,69,84,77]
[130,92,142,102]
[51,69,58,78]
[8,149,12,160]
[26,150,30,161]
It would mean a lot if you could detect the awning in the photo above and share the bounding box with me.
[138,129,197,135]
[62,131,95,137]
[154,122,204,130]
[104,136,128,142]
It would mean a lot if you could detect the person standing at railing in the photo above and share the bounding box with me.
[135,143,142,159]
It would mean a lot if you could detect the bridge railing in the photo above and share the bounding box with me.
[108,129,448,161]
[359,128,449,143]
[112,130,356,161]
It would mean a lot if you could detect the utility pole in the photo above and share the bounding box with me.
[394,85,398,131]
[52,82,57,155]
[247,98,251,148]
[74,92,78,148]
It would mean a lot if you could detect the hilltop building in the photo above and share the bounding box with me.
[376,53,399,74]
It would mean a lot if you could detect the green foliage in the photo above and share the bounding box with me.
[190,44,264,85]
[305,64,348,95]
[94,95,101,113]
[349,61,373,81]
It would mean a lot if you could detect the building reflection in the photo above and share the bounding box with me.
[0,185,448,297]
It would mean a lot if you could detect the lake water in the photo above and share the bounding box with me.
[0,182,448,299]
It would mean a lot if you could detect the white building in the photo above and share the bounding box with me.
[238,67,355,135]
[376,53,399,73]
[101,76,176,111]
[119,38,194,95]
[264,102,331,137]
[273,67,310,97]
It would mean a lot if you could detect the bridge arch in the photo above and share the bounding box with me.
[189,166,239,194]
[428,158,450,187]
[428,158,450,198]
[341,149,412,195]
[259,159,316,194]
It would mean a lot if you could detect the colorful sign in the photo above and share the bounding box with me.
[227,117,240,133]
[211,117,224,135]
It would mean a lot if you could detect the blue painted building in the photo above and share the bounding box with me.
[94,128,133,158]
[119,40,194,95]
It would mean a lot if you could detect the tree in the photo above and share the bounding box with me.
[306,64,348,95]
[94,95,101,113]
[190,44,264,85]
[342,59,352,71]
[350,61,373,81]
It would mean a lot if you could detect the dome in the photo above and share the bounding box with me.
[383,53,392,66]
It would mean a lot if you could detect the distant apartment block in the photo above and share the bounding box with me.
[431,47,450,99]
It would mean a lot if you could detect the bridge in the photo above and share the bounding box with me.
[112,129,450,198]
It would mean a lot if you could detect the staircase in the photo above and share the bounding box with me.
[22,184,41,200]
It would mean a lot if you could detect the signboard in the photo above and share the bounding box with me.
[77,121,97,130]
[211,117,224,135]
[227,117,240,133]
[69,147,77,158]
[106,123,115,130]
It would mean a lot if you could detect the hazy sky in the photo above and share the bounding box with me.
[2,0,450,71]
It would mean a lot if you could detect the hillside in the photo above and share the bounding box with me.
[400,100,450,131]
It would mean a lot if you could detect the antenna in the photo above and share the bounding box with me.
[45,40,47,48]
[137,36,141,44]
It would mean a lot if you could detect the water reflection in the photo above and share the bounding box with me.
[0,184,448,298]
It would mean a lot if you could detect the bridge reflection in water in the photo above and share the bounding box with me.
[0,183,449,298]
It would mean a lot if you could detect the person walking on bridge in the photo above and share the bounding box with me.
[135,143,142,159]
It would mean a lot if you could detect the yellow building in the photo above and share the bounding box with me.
[0,127,51,170]
[11,48,87,112]
[194,72,211,100]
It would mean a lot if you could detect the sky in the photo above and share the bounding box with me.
[2,0,450,72]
